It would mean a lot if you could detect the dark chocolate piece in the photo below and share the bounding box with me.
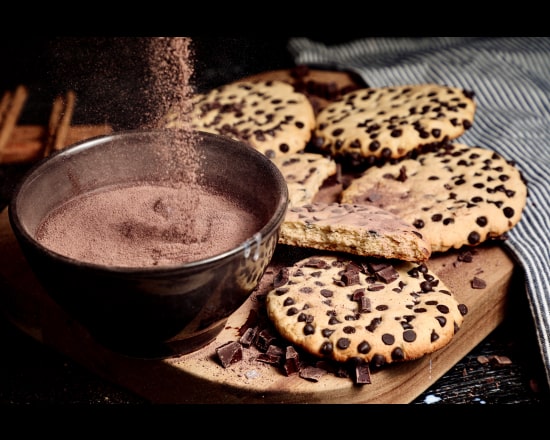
[216,341,243,368]
[283,346,301,376]
[354,363,372,385]
[299,366,327,382]
[471,276,487,289]
[239,326,258,347]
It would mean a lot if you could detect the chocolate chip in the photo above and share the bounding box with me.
[467,231,481,245]
[391,347,405,361]
[366,317,382,332]
[303,323,315,335]
[371,354,386,368]
[357,340,371,354]
[320,341,334,355]
[287,307,299,316]
[403,329,417,342]
[283,297,295,306]
[336,338,351,349]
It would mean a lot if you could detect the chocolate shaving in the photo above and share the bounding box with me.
[239,309,260,336]
[299,366,327,382]
[471,276,487,289]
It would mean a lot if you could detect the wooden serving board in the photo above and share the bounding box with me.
[0,72,517,403]
[0,207,515,404]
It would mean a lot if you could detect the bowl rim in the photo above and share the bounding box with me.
[8,128,289,273]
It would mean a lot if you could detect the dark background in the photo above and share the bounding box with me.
[1,37,550,407]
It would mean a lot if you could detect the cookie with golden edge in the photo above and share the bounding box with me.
[266,254,468,367]
[313,83,476,166]
[270,152,338,208]
[341,143,528,252]
[167,80,316,159]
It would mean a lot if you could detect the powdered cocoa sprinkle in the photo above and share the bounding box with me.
[36,183,263,267]
[36,37,261,268]
[141,37,200,185]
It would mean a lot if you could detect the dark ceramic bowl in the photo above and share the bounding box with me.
[8,129,288,359]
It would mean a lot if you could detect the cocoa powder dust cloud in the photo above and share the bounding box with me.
[46,37,196,131]
[50,37,200,184]
[33,37,262,267]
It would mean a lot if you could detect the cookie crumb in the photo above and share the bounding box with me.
[489,355,512,366]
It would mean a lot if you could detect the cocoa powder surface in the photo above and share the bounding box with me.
[35,182,262,267]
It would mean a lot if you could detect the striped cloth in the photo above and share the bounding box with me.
[288,37,550,386]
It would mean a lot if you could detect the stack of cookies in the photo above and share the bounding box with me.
[167,72,528,369]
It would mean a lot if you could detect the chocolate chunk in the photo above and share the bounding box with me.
[341,269,360,286]
[283,346,301,376]
[299,366,327,382]
[354,362,372,385]
[305,257,328,268]
[471,276,487,289]
[239,326,258,347]
[257,345,284,366]
[216,341,243,368]
[375,265,399,283]
[358,296,372,313]
[256,328,278,351]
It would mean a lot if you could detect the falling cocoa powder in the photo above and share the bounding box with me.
[140,37,200,185]
[36,37,258,267]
